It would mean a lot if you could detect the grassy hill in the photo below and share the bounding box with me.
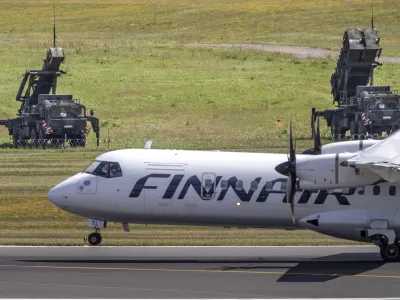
[0,0,399,149]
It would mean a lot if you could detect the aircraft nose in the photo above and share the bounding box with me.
[48,173,82,209]
[48,182,70,209]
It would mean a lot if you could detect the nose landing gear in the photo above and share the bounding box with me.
[86,219,106,246]
[88,230,102,246]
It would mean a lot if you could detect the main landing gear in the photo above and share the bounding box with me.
[86,219,106,246]
[380,244,400,262]
[371,234,400,262]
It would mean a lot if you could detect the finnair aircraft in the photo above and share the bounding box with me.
[48,126,400,262]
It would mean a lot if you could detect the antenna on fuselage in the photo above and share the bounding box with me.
[144,140,152,149]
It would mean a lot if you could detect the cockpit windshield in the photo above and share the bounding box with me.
[51,106,84,118]
[84,160,123,178]
[369,96,399,110]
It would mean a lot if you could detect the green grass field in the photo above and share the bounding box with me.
[0,0,398,245]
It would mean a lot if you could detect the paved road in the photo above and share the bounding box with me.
[187,43,400,63]
[1,246,400,298]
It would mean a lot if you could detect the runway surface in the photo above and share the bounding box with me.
[1,246,400,298]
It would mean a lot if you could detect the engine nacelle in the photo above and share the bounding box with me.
[321,139,379,154]
[296,152,381,190]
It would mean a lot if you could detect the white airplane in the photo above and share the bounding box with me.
[48,124,400,262]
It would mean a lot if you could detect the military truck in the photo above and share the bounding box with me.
[0,47,100,147]
[311,28,400,140]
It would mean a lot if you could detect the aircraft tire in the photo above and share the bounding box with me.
[88,232,102,246]
[380,244,400,262]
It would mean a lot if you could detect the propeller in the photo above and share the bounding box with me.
[275,121,297,224]
[302,116,321,155]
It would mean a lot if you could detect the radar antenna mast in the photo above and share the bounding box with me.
[371,0,374,29]
[53,0,56,47]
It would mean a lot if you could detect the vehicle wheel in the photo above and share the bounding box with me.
[358,121,366,140]
[330,119,338,140]
[79,134,86,147]
[380,244,400,262]
[38,128,47,148]
[30,127,38,148]
[12,134,18,148]
[350,120,357,139]
[88,232,102,246]
[17,128,27,148]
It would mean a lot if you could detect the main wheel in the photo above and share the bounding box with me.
[350,120,357,139]
[358,121,366,140]
[30,127,38,148]
[380,244,400,262]
[88,232,102,246]
[38,128,47,148]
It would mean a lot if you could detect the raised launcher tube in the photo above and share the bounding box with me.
[15,47,66,106]
[330,28,382,105]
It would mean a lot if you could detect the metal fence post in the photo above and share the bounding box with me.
[107,128,110,149]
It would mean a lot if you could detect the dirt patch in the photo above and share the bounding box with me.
[186,43,400,63]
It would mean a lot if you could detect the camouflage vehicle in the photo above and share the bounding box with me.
[0,47,100,147]
[311,27,400,139]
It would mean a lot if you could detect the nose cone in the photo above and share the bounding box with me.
[48,173,82,209]
[48,181,71,209]
[275,161,295,176]
[48,185,61,207]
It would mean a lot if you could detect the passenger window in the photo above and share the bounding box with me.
[373,185,380,196]
[109,162,123,178]
[265,181,273,191]
[204,179,213,190]
[92,161,110,178]
[220,180,228,190]
[235,180,243,190]
[389,186,396,196]
[250,181,258,191]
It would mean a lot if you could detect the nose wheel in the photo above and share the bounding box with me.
[85,219,106,246]
[87,231,102,246]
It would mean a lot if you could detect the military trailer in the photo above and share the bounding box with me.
[311,28,400,140]
[0,47,100,147]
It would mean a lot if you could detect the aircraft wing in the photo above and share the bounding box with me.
[347,130,400,183]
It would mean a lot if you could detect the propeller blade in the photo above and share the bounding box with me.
[289,174,297,224]
[279,119,298,224]
[289,121,295,162]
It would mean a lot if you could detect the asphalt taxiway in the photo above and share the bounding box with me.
[0,246,400,298]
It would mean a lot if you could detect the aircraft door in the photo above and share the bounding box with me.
[201,173,216,200]
[144,163,186,216]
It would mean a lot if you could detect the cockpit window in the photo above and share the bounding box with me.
[51,106,84,118]
[93,161,110,178]
[84,160,101,174]
[109,162,123,178]
[83,160,123,178]
[369,96,399,110]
